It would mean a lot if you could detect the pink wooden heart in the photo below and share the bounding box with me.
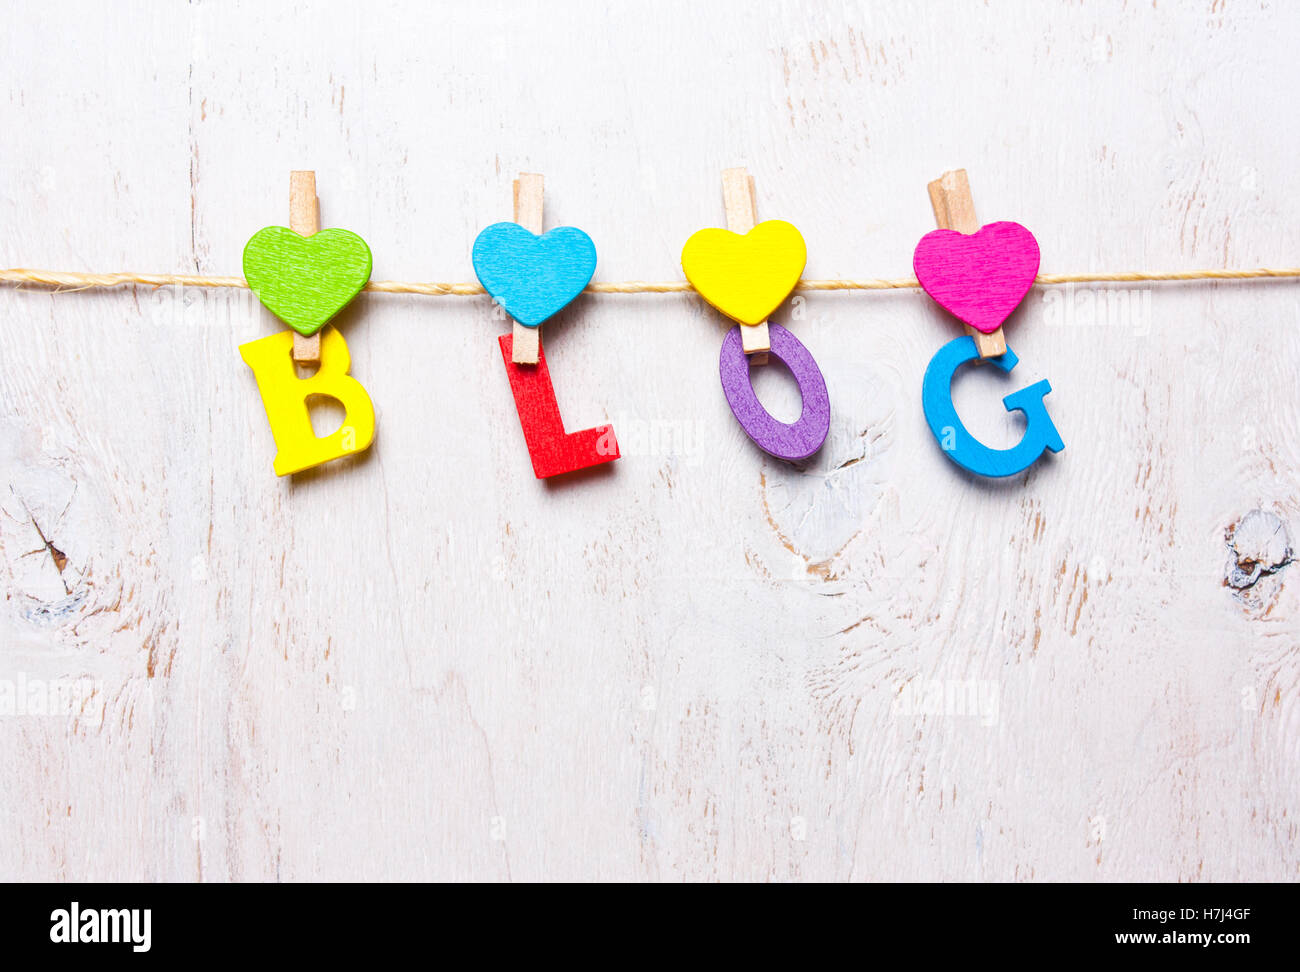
[913,221,1040,334]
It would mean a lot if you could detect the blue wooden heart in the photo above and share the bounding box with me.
[471,223,597,327]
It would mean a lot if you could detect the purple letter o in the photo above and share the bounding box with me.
[718,324,830,462]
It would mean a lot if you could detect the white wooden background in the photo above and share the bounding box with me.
[1,0,1297,882]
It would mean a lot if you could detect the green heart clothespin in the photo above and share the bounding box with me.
[242,171,372,364]
[237,171,379,478]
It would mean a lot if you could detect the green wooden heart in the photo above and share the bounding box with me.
[242,226,372,336]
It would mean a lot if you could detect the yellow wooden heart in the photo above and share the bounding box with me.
[681,220,807,326]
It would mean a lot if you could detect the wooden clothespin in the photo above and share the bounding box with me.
[510,172,544,365]
[926,169,1007,358]
[721,167,769,364]
[289,170,322,365]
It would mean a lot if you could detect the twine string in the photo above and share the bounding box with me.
[1,266,1298,295]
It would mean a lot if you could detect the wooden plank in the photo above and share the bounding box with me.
[2,1,1294,886]
[289,170,322,366]
[510,173,545,365]
[927,168,1007,358]
[722,167,770,361]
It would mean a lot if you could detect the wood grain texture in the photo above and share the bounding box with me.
[1,0,1298,883]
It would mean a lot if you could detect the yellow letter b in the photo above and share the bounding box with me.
[239,327,375,476]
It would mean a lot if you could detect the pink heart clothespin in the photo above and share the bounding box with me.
[915,169,1040,358]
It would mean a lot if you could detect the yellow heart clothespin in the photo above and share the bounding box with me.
[681,168,806,363]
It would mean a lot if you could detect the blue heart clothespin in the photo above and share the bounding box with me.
[472,223,597,327]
